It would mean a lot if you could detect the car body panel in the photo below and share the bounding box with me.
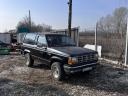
[51,47,97,57]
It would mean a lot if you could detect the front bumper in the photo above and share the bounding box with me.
[64,63,98,74]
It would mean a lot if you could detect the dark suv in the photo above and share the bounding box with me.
[21,33,98,80]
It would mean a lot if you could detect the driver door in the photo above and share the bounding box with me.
[36,35,49,64]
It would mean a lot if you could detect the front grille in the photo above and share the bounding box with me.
[78,54,96,63]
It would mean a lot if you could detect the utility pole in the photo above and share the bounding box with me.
[29,10,31,32]
[68,0,72,37]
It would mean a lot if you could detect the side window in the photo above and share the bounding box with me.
[24,33,36,45]
[37,35,47,47]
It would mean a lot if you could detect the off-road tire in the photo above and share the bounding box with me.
[51,62,65,81]
[25,53,34,67]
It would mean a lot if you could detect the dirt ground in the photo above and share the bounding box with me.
[0,55,128,96]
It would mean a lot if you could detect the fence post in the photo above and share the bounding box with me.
[125,19,128,66]
[77,27,80,47]
[95,22,98,51]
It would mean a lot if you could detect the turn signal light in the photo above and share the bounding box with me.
[68,57,78,65]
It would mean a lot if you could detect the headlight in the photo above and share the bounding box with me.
[68,57,78,65]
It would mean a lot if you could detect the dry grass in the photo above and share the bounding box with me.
[79,32,125,62]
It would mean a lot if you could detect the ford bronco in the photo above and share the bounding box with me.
[21,33,98,80]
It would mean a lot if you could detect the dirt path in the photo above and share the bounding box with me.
[0,55,128,96]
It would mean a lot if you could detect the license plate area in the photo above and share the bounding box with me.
[82,67,92,72]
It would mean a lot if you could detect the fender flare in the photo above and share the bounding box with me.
[50,56,63,65]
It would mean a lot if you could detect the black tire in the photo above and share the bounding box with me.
[25,53,34,67]
[51,62,65,81]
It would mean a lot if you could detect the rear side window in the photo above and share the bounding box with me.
[37,35,47,46]
[24,33,36,45]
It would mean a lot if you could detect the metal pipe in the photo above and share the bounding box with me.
[95,22,98,51]
[124,19,128,66]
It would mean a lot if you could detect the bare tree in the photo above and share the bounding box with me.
[97,7,128,63]
[97,7,128,37]
[113,7,128,37]
[16,16,52,32]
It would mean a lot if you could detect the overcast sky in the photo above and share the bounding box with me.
[0,0,127,32]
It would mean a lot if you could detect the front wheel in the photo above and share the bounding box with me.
[25,53,34,67]
[51,62,65,81]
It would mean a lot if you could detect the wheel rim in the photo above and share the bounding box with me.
[52,66,59,79]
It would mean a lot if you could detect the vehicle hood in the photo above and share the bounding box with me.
[51,47,97,57]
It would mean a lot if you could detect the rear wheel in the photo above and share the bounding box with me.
[25,53,34,67]
[51,62,65,81]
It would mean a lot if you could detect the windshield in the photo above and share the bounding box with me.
[46,35,76,47]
